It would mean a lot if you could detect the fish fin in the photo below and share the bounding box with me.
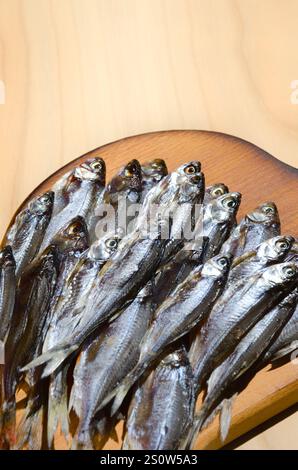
[47,369,70,448]
[0,399,17,448]
[15,405,44,450]
[184,408,208,450]
[21,343,78,377]
[72,427,94,450]
[219,394,237,442]
[271,340,298,361]
[110,363,145,416]
[206,365,223,393]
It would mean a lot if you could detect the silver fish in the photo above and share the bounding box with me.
[22,226,168,378]
[191,262,298,395]
[187,289,298,449]
[140,159,168,202]
[3,192,54,277]
[221,202,281,257]
[40,158,105,251]
[0,247,16,343]
[123,345,195,450]
[194,192,241,261]
[70,283,154,449]
[105,254,231,416]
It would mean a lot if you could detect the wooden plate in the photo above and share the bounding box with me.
[8,130,298,450]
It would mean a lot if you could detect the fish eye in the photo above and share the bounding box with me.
[218,257,228,266]
[125,164,138,177]
[90,160,103,170]
[212,187,224,197]
[223,197,237,209]
[105,238,118,249]
[276,240,289,250]
[68,223,81,235]
[184,165,196,175]
[263,205,274,214]
[283,266,296,278]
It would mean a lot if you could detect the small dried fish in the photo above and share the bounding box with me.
[191,262,298,395]
[221,202,280,257]
[203,183,229,204]
[194,192,241,261]
[40,158,105,251]
[105,254,231,416]
[3,192,54,277]
[123,345,195,450]
[187,289,298,449]
[70,283,154,449]
[0,247,16,343]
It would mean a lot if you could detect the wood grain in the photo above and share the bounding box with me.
[11,130,298,450]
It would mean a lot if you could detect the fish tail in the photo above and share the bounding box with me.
[72,427,94,450]
[110,361,147,416]
[219,395,237,443]
[21,343,79,378]
[47,368,70,448]
[271,340,298,361]
[184,409,207,450]
[15,405,44,450]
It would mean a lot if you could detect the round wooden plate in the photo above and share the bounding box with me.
[9,131,298,449]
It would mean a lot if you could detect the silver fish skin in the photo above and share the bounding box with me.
[22,227,168,377]
[70,283,154,450]
[1,246,58,447]
[227,235,294,288]
[123,345,195,450]
[45,232,120,446]
[191,262,298,395]
[203,183,229,204]
[135,162,204,236]
[51,157,105,216]
[262,297,298,362]
[105,254,231,416]
[39,158,105,252]
[152,237,209,307]
[0,247,16,343]
[140,159,168,202]
[89,159,143,244]
[188,235,294,368]
[221,202,281,258]
[187,289,298,449]
[4,191,54,277]
[194,192,241,261]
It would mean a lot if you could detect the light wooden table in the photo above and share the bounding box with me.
[0,0,297,450]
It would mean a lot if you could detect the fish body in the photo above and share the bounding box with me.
[70,283,154,449]
[195,192,241,261]
[262,300,298,362]
[192,262,298,394]
[221,202,280,257]
[0,247,16,343]
[90,160,143,243]
[3,192,54,277]
[40,158,105,251]
[187,289,298,449]
[140,159,168,202]
[23,228,168,377]
[123,345,195,450]
[106,254,231,416]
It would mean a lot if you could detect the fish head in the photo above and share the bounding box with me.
[106,159,143,202]
[89,231,121,261]
[0,245,15,268]
[211,192,241,222]
[53,216,89,252]
[263,261,298,287]
[201,254,232,278]
[74,157,106,184]
[175,161,205,203]
[285,240,298,263]
[246,202,280,226]
[141,159,168,182]
[205,183,229,202]
[257,236,294,262]
[30,191,54,216]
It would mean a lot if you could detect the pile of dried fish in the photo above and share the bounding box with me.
[0,156,297,450]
